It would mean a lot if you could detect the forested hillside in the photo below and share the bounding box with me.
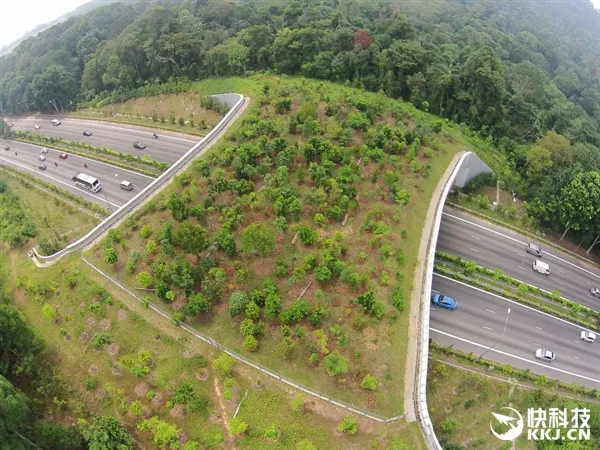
[4,0,600,245]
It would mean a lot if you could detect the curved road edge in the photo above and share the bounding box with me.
[405,150,468,449]
[29,93,248,266]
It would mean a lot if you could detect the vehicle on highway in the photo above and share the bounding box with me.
[35,125,40,129]
[40,148,48,154]
[72,172,101,193]
[580,330,597,343]
[534,348,555,362]
[133,141,146,149]
[120,180,134,191]
[38,155,46,161]
[51,119,61,126]
[83,130,92,136]
[4,146,9,151]
[526,242,542,257]
[38,163,47,171]
[532,259,550,276]
[59,153,68,159]
[431,293,458,310]
[8,122,13,127]
[591,287,600,298]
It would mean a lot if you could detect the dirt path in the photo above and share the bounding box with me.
[213,377,237,450]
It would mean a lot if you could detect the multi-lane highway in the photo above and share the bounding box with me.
[431,274,600,388]
[437,208,600,309]
[7,116,199,164]
[0,139,153,209]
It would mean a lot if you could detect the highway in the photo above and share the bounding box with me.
[437,208,600,310]
[0,139,154,209]
[431,274,600,388]
[7,116,200,164]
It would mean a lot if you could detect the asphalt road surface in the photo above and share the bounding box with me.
[8,116,200,164]
[0,140,154,209]
[431,274,600,388]
[437,208,600,310]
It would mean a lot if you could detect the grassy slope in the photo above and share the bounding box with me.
[84,74,471,418]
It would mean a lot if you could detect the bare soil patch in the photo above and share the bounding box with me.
[88,364,98,376]
[170,404,186,417]
[85,317,95,328]
[195,368,209,381]
[100,318,111,330]
[79,332,89,343]
[151,392,163,405]
[117,309,127,321]
[107,343,119,356]
[134,382,149,398]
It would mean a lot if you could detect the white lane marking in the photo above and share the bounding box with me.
[443,212,600,281]
[532,342,541,347]
[17,118,198,143]
[471,235,480,240]
[587,282,592,286]
[558,281,566,287]
[574,356,581,360]
[518,253,527,258]
[575,340,582,344]
[482,326,493,331]
[0,158,123,208]
[559,270,565,274]
[517,266,526,271]
[535,327,543,331]
[430,307,437,311]
[432,290,440,294]
[434,273,598,332]
[8,140,155,180]
[486,309,496,314]
[469,248,479,253]
[431,328,600,385]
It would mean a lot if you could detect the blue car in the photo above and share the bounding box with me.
[431,293,458,310]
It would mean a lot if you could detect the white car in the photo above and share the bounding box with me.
[580,330,597,343]
[40,148,48,154]
[38,155,46,161]
[535,348,555,362]
[35,125,40,129]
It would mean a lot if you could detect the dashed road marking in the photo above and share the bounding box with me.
[532,342,542,347]
[587,282,593,286]
[486,309,496,314]
[517,266,526,271]
[574,356,581,360]
[469,248,479,253]
[430,307,437,311]
[559,269,565,274]
[535,326,543,331]
[558,281,566,287]
[471,235,480,240]
[482,326,493,331]
[518,253,527,258]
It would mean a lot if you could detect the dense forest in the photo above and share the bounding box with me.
[3,0,600,246]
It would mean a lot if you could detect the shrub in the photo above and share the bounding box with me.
[42,303,56,321]
[240,319,257,337]
[83,377,99,391]
[213,354,235,378]
[265,293,282,319]
[228,291,250,317]
[136,271,152,288]
[129,400,144,416]
[324,350,349,377]
[241,223,275,256]
[146,240,157,254]
[245,301,260,320]
[224,389,233,401]
[441,418,458,434]
[314,213,325,226]
[229,418,248,435]
[90,333,113,350]
[291,395,304,416]
[296,440,317,450]
[295,326,306,339]
[314,266,332,282]
[264,424,280,440]
[105,246,118,265]
[309,353,318,365]
[360,374,377,390]
[337,416,358,435]
[287,299,311,322]
[243,335,258,352]
[140,224,152,239]
[392,288,405,311]
[278,337,296,360]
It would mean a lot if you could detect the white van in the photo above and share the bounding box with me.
[532,260,550,276]
[51,119,61,126]
[120,180,133,191]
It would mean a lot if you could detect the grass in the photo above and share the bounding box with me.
[83,74,467,417]
[428,356,600,450]
[0,171,99,248]
[73,91,222,136]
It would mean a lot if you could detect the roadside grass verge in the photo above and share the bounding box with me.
[74,91,223,136]
[84,74,469,417]
[428,350,600,450]
[0,169,99,254]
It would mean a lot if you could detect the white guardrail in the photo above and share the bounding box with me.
[30,93,246,264]
[415,151,470,449]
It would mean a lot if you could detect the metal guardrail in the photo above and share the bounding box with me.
[30,93,246,264]
[414,151,471,449]
[82,257,404,424]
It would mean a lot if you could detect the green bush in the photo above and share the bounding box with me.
[229,418,248,435]
[213,354,235,378]
[264,424,280,440]
[324,350,349,377]
[241,223,275,256]
[228,291,250,317]
[83,377,99,391]
[104,246,118,265]
[136,271,153,288]
[140,224,152,239]
[90,333,113,350]
[441,418,458,434]
[360,374,377,390]
[337,416,358,435]
[391,288,404,311]
[129,400,144,416]
[243,335,259,352]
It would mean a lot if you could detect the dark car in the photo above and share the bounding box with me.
[133,142,146,150]
[526,242,542,257]
[38,163,47,171]
[83,130,92,136]
[59,153,68,159]
[4,146,9,151]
